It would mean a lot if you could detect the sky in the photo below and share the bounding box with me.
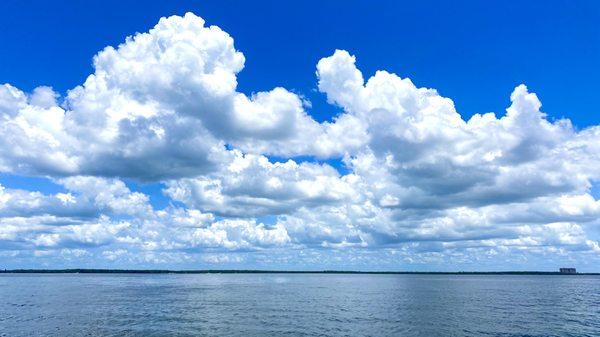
[0,0,599,271]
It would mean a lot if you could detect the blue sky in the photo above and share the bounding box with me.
[2,1,599,125]
[0,1,599,270]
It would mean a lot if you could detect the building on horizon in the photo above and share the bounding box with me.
[559,268,576,274]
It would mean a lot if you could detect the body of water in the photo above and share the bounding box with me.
[1,273,598,336]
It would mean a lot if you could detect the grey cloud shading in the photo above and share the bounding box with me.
[0,14,599,268]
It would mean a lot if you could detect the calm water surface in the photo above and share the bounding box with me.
[0,274,598,337]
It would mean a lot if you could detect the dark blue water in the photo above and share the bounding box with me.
[1,274,598,337]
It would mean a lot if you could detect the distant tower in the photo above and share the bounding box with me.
[559,268,576,274]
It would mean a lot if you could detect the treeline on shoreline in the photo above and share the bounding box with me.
[1,269,598,275]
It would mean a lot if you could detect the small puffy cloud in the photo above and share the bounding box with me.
[165,150,357,217]
[58,176,152,216]
[187,219,290,250]
[317,49,365,111]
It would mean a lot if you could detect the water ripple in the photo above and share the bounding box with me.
[0,274,598,337]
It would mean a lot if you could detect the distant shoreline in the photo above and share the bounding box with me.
[1,269,598,275]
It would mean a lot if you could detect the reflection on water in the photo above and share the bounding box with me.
[1,274,599,337]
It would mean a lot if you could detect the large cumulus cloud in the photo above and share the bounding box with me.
[0,13,599,269]
[0,13,323,179]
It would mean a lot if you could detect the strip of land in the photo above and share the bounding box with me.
[0,269,598,275]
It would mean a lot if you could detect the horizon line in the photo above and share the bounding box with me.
[1,269,598,275]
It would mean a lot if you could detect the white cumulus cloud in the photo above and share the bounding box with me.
[0,13,598,269]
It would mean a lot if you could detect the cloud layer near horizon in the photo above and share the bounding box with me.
[1,13,599,269]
